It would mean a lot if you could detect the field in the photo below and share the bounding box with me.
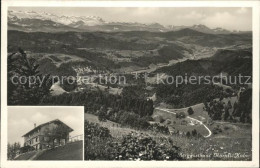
[85,113,252,160]
[154,96,238,122]
[36,141,83,160]
[14,151,38,160]
[85,113,137,138]
[14,141,83,160]
[27,52,85,67]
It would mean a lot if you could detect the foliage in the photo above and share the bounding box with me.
[154,48,252,108]
[84,121,182,160]
[212,125,223,135]
[205,88,252,123]
[148,123,170,134]
[43,123,71,148]
[155,83,225,108]
[98,110,151,130]
[85,121,111,138]
[187,107,194,115]
[232,89,252,123]
[7,142,21,160]
[109,133,182,160]
[84,121,114,160]
[176,112,186,119]
[42,89,155,130]
[41,90,154,117]
[19,146,35,154]
[8,48,52,105]
[121,85,147,99]
[98,106,108,122]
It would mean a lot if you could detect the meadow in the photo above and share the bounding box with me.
[84,113,251,160]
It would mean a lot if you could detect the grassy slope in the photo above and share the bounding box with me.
[85,113,138,138]
[153,96,243,136]
[152,96,251,160]
[155,96,238,121]
[153,109,209,136]
[14,151,38,160]
[36,141,83,160]
[85,104,252,160]
[27,53,85,67]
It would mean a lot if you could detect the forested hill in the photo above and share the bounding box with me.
[155,48,252,77]
[41,90,154,117]
[154,48,252,112]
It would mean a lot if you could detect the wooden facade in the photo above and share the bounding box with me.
[22,119,73,150]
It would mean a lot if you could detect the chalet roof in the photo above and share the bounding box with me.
[22,119,73,137]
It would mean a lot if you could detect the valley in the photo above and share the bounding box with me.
[7,9,253,161]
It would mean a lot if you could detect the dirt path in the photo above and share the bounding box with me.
[155,107,212,138]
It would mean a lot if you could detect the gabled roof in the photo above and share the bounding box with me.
[22,119,73,137]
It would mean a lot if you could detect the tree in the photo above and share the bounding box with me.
[7,142,21,160]
[203,102,209,111]
[98,106,107,122]
[223,107,230,121]
[227,100,232,109]
[191,129,197,137]
[8,48,52,105]
[52,124,71,145]
[186,131,191,138]
[43,123,71,148]
[187,107,194,115]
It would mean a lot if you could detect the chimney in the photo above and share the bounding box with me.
[34,123,36,128]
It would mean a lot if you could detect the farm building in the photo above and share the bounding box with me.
[22,119,73,150]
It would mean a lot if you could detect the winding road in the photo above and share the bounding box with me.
[155,107,212,138]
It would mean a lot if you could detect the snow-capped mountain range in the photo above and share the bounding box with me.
[8,10,247,34]
[9,10,106,26]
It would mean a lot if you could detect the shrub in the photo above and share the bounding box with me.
[187,107,194,115]
[108,133,183,160]
[212,125,222,134]
[84,121,182,160]
[176,112,186,119]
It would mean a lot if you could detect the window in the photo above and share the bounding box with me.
[35,137,38,142]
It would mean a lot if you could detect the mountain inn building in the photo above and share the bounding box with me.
[22,119,73,150]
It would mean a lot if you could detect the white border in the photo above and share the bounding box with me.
[1,1,259,168]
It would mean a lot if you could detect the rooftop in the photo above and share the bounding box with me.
[22,119,73,137]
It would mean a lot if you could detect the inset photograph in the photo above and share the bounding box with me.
[7,106,84,160]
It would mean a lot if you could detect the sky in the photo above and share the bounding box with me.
[8,106,84,145]
[10,7,252,31]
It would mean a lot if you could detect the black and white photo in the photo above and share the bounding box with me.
[1,1,259,168]
[8,106,84,160]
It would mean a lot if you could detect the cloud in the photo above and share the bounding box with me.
[62,114,83,136]
[177,11,205,20]
[201,11,251,31]
[31,112,49,123]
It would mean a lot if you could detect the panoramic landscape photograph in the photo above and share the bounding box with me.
[7,7,252,161]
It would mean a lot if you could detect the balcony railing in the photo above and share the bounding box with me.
[68,134,83,143]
